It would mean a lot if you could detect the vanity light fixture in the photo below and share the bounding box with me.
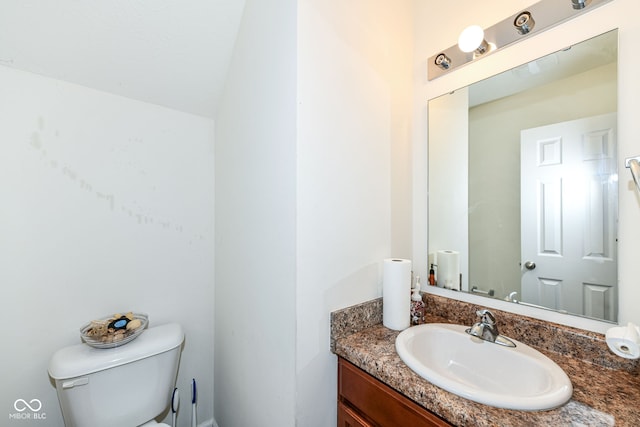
[514,11,535,35]
[426,0,614,80]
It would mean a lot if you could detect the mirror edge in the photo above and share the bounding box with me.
[423,287,612,334]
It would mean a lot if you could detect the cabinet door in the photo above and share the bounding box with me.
[338,357,451,427]
[338,401,372,427]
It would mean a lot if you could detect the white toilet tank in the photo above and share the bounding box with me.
[49,323,184,427]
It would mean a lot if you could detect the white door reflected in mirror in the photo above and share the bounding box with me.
[520,114,617,321]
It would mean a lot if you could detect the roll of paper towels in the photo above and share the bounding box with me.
[606,322,640,359]
[437,250,460,290]
[383,258,412,330]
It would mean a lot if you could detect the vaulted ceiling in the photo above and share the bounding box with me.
[0,0,246,118]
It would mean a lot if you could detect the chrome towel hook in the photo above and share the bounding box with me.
[626,156,640,194]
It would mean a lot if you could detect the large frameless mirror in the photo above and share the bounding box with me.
[428,29,618,322]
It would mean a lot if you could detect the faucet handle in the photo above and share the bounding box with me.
[476,309,496,325]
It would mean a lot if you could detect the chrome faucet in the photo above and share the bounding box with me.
[466,309,516,347]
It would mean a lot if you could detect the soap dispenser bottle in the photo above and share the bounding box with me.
[428,264,437,286]
[410,276,425,325]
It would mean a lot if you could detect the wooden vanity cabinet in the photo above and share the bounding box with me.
[338,357,452,427]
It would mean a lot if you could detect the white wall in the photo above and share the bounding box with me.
[214,0,298,426]
[296,1,413,425]
[414,0,640,333]
[0,66,215,426]
[214,1,413,425]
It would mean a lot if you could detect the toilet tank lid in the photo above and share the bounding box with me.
[48,323,184,380]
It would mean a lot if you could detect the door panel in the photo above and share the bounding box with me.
[521,113,617,321]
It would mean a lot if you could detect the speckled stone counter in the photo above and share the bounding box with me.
[331,295,640,427]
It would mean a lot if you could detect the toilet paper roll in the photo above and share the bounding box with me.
[383,258,412,331]
[605,322,640,360]
[437,250,460,290]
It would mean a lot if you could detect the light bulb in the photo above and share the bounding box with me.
[458,25,485,53]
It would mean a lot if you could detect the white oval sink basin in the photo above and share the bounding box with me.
[395,323,572,411]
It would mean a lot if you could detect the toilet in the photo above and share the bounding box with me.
[49,323,184,427]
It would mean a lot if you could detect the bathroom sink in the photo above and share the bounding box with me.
[395,323,572,411]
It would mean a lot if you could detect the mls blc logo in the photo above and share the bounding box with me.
[9,399,46,421]
[14,399,42,412]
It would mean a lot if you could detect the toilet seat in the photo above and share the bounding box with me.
[139,421,170,427]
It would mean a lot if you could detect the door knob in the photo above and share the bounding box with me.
[524,261,536,270]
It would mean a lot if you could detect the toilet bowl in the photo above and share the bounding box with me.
[49,323,184,427]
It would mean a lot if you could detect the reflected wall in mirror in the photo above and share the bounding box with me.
[428,30,618,322]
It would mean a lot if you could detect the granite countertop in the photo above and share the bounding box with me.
[331,296,640,427]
